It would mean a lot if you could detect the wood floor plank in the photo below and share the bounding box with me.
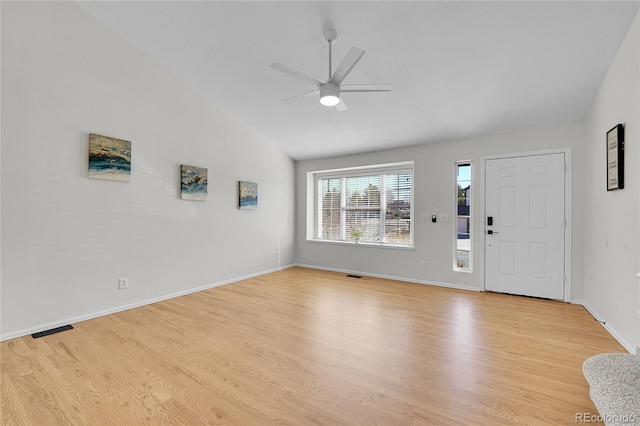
[1,267,625,425]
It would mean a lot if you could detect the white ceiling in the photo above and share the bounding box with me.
[77,1,639,161]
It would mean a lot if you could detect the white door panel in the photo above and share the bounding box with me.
[485,153,565,299]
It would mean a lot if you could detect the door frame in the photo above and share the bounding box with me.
[480,148,572,302]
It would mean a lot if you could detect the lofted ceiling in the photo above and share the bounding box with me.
[77,1,639,161]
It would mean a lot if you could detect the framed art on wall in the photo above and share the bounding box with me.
[88,133,131,181]
[238,181,258,209]
[180,165,208,200]
[606,124,624,191]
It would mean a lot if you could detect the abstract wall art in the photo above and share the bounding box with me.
[238,181,258,209]
[180,165,208,200]
[88,133,131,181]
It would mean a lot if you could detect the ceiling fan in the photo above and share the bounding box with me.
[271,29,392,111]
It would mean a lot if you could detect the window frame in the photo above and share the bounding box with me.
[309,162,414,249]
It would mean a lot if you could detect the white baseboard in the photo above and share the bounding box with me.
[574,299,636,354]
[294,263,481,292]
[0,264,295,342]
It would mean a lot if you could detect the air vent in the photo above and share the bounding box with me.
[32,324,73,339]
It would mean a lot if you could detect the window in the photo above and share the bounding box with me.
[455,162,472,271]
[314,163,413,247]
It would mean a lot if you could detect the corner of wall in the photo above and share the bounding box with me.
[581,12,640,352]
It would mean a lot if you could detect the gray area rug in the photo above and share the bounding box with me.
[583,353,640,426]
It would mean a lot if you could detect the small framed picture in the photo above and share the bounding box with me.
[88,133,131,181]
[606,124,624,191]
[180,165,207,200]
[238,181,258,209]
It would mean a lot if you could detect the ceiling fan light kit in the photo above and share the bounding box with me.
[319,83,340,106]
[271,29,392,111]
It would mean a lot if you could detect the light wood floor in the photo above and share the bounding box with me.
[1,267,626,425]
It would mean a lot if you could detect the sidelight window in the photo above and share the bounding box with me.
[455,162,472,271]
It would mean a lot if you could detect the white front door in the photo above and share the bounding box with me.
[485,153,566,299]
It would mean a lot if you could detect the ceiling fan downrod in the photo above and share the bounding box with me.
[323,29,337,80]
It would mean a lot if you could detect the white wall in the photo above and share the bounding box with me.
[582,13,639,353]
[0,2,295,339]
[296,122,584,292]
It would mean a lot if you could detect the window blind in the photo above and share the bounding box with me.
[317,164,412,246]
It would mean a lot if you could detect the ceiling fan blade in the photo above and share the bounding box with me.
[281,89,319,103]
[340,84,393,93]
[271,62,323,87]
[329,47,365,85]
[335,99,348,111]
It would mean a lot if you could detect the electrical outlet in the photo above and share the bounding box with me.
[421,214,429,222]
[119,278,129,290]
[421,260,428,269]
[439,214,449,223]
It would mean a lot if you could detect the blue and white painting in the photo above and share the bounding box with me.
[88,133,131,181]
[181,165,208,200]
[239,181,258,209]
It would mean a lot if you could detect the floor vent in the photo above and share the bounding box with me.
[346,274,362,279]
[32,324,73,339]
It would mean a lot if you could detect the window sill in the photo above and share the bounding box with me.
[306,239,415,251]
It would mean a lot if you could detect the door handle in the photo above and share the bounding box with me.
[487,230,500,235]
